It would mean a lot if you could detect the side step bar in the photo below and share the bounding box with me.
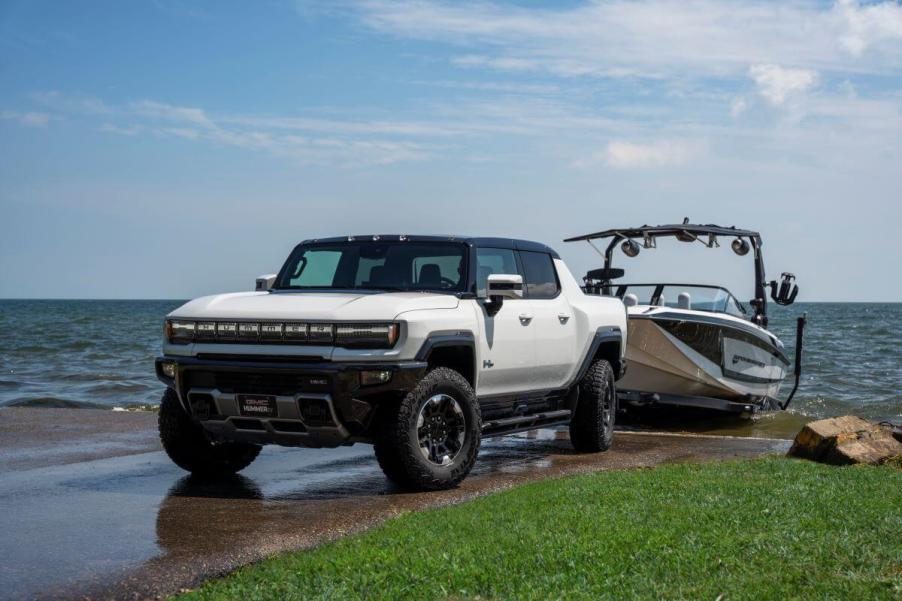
[482,409,572,438]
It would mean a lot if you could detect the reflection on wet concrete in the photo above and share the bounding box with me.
[0,408,790,601]
[618,405,812,439]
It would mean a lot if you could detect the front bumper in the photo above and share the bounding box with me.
[155,355,427,448]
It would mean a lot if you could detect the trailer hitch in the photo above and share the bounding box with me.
[779,313,807,410]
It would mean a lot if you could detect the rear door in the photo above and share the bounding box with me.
[519,251,576,390]
[473,247,536,396]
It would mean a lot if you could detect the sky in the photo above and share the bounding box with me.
[1,0,901,301]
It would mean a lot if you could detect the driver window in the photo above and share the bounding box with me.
[475,248,520,296]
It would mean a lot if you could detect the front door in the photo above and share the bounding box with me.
[473,248,536,396]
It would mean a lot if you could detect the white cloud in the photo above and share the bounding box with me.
[1,110,51,127]
[100,123,142,135]
[163,127,200,140]
[835,0,902,56]
[31,91,111,115]
[354,0,902,78]
[575,139,706,169]
[748,64,819,106]
[730,97,748,118]
[413,78,559,95]
[130,100,214,128]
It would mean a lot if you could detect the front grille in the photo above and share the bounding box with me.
[195,354,324,363]
[184,370,331,395]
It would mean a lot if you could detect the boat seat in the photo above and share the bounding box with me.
[678,292,691,309]
[655,294,666,306]
[623,293,639,307]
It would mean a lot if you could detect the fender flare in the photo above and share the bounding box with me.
[570,326,624,386]
[414,331,476,362]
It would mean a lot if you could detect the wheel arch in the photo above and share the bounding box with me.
[573,326,624,386]
[414,332,477,387]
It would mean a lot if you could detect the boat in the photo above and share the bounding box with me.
[564,219,806,415]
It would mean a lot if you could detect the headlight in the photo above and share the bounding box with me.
[165,320,196,344]
[164,319,399,348]
[335,323,399,348]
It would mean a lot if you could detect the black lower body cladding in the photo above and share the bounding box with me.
[155,355,428,445]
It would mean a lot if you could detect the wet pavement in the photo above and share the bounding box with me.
[0,407,791,601]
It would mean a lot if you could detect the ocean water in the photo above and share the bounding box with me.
[0,300,899,425]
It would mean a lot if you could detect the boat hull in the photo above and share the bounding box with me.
[618,310,789,404]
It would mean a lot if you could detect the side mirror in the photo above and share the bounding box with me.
[485,273,523,299]
[255,274,277,292]
[482,274,523,315]
[769,272,798,306]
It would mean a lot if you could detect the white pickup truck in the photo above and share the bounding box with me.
[155,235,627,490]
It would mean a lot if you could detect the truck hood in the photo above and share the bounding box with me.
[169,291,459,321]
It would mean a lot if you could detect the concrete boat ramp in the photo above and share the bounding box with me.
[0,407,790,601]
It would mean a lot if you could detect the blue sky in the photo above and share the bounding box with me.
[1,0,901,301]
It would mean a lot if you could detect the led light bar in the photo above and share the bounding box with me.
[260,322,283,340]
[308,323,334,343]
[216,322,238,339]
[164,320,397,349]
[238,322,260,339]
[284,322,308,340]
[196,322,216,339]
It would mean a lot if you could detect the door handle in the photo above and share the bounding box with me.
[518,313,534,323]
[558,313,571,323]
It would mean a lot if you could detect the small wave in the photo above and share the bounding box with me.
[2,397,108,409]
[84,382,150,395]
[62,340,96,351]
[58,372,133,383]
[10,345,55,354]
[111,403,159,412]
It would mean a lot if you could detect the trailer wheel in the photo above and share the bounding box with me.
[158,388,261,475]
[570,359,616,452]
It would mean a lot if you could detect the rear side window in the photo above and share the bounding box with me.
[475,248,520,296]
[520,251,559,299]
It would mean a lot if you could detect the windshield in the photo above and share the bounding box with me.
[274,242,467,292]
[616,284,747,318]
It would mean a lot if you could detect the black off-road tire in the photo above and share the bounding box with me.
[569,359,616,452]
[373,367,481,491]
[158,388,261,476]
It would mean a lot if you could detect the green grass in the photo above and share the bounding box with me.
[179,458,902,600]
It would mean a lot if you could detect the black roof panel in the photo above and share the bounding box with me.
[300,235,560,258]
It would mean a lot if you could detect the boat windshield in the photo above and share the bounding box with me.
[615,284,747,318]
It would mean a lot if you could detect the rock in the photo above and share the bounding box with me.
[788,416,902,466]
